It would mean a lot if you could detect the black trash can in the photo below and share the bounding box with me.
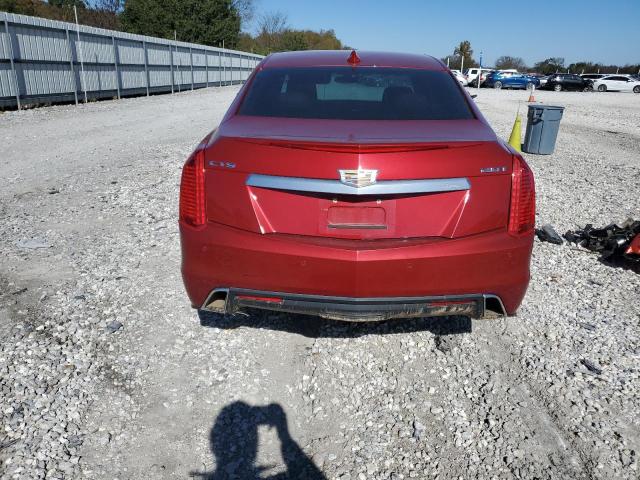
[523,105,565,155]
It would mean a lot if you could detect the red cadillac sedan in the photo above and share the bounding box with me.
[179,50,535,322]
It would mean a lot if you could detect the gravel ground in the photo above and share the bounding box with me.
[0,86,638,480]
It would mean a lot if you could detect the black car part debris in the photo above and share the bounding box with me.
[564,219,640,271]
[536,224,564,244]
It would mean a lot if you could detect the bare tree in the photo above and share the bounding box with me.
[257,11,288,53]
[232,0,255,28]
[83,0,122,30]
[94,0,124,13]
[495,56,527,71]
[258,11,288,36]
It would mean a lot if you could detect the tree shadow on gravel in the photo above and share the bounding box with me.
[198,310,471,339]
[190,401,326,480]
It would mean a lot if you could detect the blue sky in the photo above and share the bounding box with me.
[251,0,640,66]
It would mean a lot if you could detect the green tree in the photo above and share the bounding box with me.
[452,40,477,69]
[121,0,241,48]
[0,0,40,14]
[280,30,309,51]
[567,61,597,74]
[301,29,342,50]
[237,32,259,52]
[47,0,86,7]
[0,0,344,54]
[495,56,527,71]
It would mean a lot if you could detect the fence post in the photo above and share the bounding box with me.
[219,50,222,87]
[142,40,149,96]
[189,47,194,90]
[65,28,79,105]
[205,50,209,88]
[73,6,87,103]
[175,43,181,92]
[111,35,120,99]
[169,43,174,94]
[4,17,21,110]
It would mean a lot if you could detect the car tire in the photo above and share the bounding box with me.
[494,81,502,90]
[583,85,593,92]
[634,86,640,94]
[598,84,607,92]
[553,84,562,92]
[526,83,534,91]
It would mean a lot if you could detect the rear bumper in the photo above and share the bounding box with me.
[180,221,533,317]
[202,288,507,321]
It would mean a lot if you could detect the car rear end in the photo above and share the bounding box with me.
[479,70,494,86]
[483,72,499,88]
[179,51,535,322]
[544,74,569,91]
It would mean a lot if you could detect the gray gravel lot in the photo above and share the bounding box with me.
[0,87,638,479]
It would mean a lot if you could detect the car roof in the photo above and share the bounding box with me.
[261,50,446,71]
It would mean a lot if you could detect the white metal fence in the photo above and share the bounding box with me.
[0,11,264,108]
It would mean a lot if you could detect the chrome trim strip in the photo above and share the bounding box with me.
[246,174,470,196]
[328,224,387,230]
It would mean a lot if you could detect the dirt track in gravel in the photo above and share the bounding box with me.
[0,87,638,479]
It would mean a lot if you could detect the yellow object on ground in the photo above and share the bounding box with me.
[508,114,522,152]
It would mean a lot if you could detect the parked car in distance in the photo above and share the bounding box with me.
[450,69,468,86]
[592,75,640,93]
[464,67,493,87]
[581,73,607,82]
[484,71,540,90]
[541,74,592,92]
[526,73,548,87]
[180,50,535,322]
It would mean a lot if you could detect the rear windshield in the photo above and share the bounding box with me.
[238,67,474,120]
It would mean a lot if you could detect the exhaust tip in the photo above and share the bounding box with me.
[483,294,507,318]
[202,289,228,314]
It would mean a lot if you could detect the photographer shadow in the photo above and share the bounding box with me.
[191,401,326,480]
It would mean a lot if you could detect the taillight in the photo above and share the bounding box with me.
[179,149,206,227]
[508,155,535,236]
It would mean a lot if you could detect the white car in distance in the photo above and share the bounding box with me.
[593,75,640,93]
[450,69,468,86]
[464,67,494,86]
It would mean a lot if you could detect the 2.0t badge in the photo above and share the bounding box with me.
[339,169,378,188]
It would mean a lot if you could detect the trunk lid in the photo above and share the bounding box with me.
[203,118,512,240]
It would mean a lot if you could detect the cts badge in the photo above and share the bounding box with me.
[480,166,507,173]
[338,169,378,188]
[209,161,236,169]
